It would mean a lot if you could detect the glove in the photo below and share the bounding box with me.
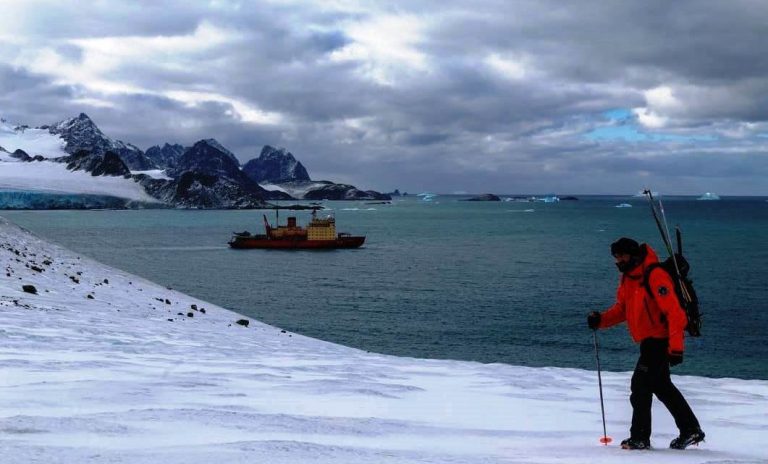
[587,311,601,330]
[669,351,684,366]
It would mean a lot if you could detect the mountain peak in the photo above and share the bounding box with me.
[242,145,310,183]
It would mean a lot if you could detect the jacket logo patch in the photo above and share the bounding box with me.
[657,286,669,296]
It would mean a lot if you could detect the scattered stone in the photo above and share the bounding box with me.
[281,329,287,333]
[22,284,37,294]
[167,318,174,322]
[30,265,43,273]
[200,308,206,314]
[191,304,198,310]
[69,276,79,284]
[236,319,249,327]
[86,294,94,299]
[76,271,82,276]
[43,259,52,265]
[165,299,171,304]
[177,312,184,316]
[187,312,194,318]
[103,278,109,284]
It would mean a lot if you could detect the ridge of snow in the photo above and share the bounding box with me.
[0,217,766,462]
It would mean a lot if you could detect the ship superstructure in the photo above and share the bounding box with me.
[229,210,365,249]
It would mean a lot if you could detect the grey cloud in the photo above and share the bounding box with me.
[2,1,768,194]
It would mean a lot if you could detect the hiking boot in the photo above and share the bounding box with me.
[669,429,705,449]
[621,437,651,450]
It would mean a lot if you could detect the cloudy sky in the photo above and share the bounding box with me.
[1,0,768,195]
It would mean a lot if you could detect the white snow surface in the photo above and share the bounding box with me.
[0,160,159,202]
[259,181,333,199]
[0,120,68,159]
[131,169,172,180]
[0,217,766,464]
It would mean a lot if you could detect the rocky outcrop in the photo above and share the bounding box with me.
[463,194,501,202]
[145,143,185,169]
[10,149,31,161]
[140,139,291,207]
[137,172,274,208]
[167,139,242,180]
[303,183,391,201]
[43,113,157,171]
[242,145,310,183]
[64,150,131,177]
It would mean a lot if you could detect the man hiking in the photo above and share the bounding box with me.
[587,237,705,450]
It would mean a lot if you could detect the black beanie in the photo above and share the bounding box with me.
[611,237,640,256]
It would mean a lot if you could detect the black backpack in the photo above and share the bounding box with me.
[643,253,702,337]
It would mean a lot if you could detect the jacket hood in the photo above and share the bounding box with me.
[625,243,659,278]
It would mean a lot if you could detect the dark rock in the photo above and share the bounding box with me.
[303,183,391,201]
[187,312,194,318]
[177,312,184,316]
[166,139,242,179]
[86,294,94,299]
[242,145,310,183]
[167,318,174,322]
[10,149,31,161]
[200,308,206,314]
[236,319,249,327]
[30,265,43,272]
[191,304,197,310]
[145,143,185,169]
[138,172,277,208]
[63,149,131,176]
[463,194,501,202]
[165,299,171,304]
[22,284,37,294]
[103,278,109,284]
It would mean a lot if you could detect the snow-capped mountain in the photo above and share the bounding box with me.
[2,112,388,208]
[139,139,289,207]
[43,113,157,171]
[242,145,310,183]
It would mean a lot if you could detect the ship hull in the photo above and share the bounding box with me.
[229,236,365,249]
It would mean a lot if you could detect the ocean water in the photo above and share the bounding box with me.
[4,195,767,380]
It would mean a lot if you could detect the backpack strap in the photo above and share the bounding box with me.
[642,262,663,298]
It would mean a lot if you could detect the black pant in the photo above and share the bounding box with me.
[630,338,700,440]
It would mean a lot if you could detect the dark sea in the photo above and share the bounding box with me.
[3,195,767,380]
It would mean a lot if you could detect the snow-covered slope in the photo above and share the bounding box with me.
[1,118,158,204]
[0,217,766,463]
[0,160,159,202]
[0,120,68,159]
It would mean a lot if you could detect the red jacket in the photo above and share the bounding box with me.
[598,244,688,354]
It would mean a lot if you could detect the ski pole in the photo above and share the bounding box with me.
[593,330,612,445]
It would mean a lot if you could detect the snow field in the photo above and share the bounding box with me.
[0,217,766,463]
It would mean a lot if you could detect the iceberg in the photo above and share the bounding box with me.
[697,192,721,200]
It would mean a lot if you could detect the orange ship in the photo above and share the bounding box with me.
[229,210,365,249]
